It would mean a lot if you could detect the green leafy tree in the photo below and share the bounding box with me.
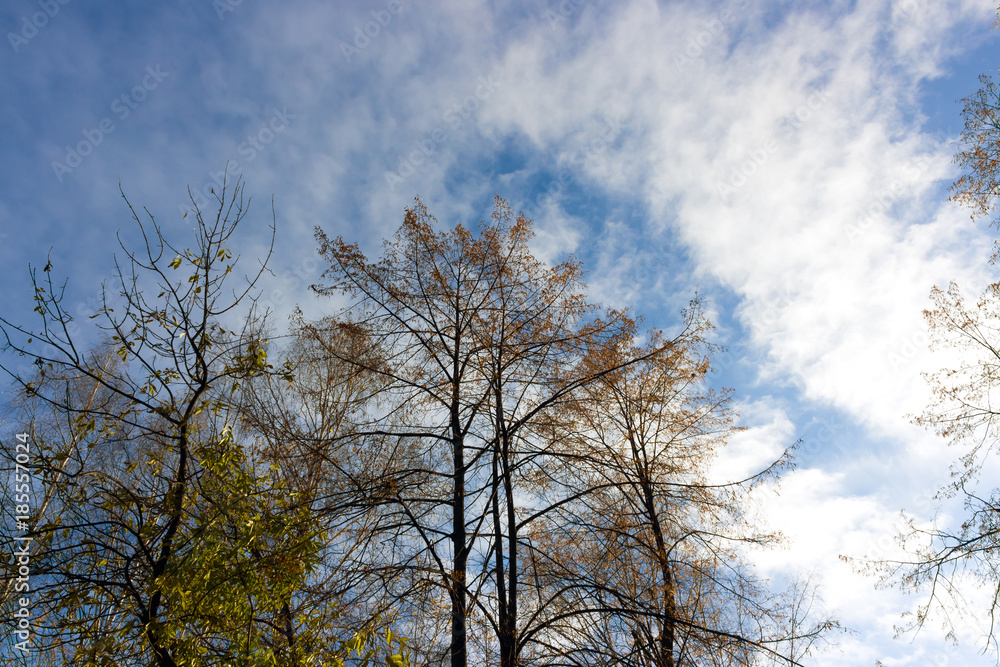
[0,180,355,665]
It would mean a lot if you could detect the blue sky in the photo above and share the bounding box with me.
[2,0,1000,663]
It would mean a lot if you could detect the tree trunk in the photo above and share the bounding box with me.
[451,345,468,667]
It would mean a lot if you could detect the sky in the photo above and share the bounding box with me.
[1,0,999,664]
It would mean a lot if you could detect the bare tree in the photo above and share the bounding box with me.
[307,196,836,666]
[309,196,646,666]
[524,324,835,666]
[867,280,1000,660]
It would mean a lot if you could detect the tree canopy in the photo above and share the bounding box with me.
[0,190,834,666]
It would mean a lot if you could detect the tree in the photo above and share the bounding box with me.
[949,4,1000,260]
[310,197,668,666]
[868,281,1000,658]
[869,9,1000,657]
[525,328,836,666]
[309,198,571,665]
[455,198,637,667]
[311,199,503,666]
[235,315,414,664]
[0,182,836,665]
[951,71,1000,261]
[308,196,837,666]
[0,180,345,665]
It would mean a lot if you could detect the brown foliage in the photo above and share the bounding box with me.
[950,49,1000,260]
[305,196,833,667]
